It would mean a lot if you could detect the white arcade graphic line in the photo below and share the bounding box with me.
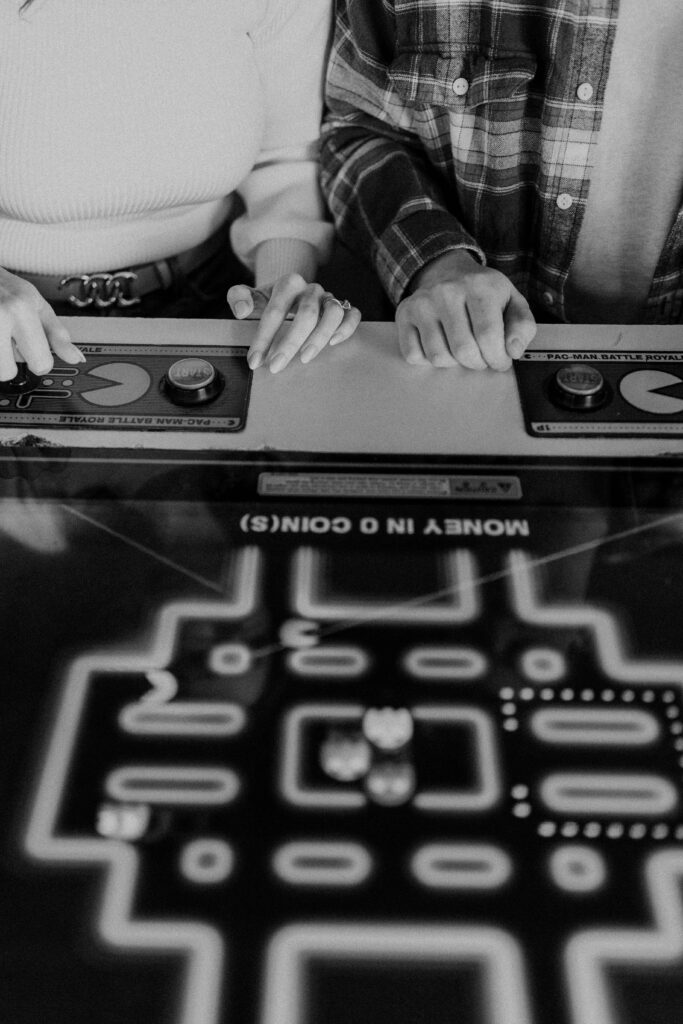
[119,701,246,737]
[539,772,678,818]
[507,549,683,1023]
[530,708,660,746]
[566,851,683,1024]
[261,923,533,1024]
[291,547,480,623]
[253,511,683,662]
[280,703,501,813]
[271,841,373,887]
[23,546,261,1024]
[410,843,513,890]
[507,549,683,689]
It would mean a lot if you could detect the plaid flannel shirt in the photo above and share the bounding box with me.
[320,0,683,323]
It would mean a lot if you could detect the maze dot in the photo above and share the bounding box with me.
[179,838,234,885]
[208,642,252,676]
[560,822,580,838]
[519,647,567,683]
[511,785,529,800]
[548,844,607,893]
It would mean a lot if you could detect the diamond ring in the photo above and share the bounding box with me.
[323,295,352,312]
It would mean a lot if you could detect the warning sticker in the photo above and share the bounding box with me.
[257,473,522,499]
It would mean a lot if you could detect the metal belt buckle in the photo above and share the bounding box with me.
[58,271,140,308]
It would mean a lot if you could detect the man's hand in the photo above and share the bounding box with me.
[395,250,537,370]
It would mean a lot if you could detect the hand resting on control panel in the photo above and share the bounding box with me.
[0,267,85,381]
[396,251,538,372]
[227,274,361,374]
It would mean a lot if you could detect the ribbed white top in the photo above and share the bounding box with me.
[0,0,333,284]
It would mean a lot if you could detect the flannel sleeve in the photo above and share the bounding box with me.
[319,0,484,305]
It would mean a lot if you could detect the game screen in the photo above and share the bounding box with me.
[3,449,683,1024]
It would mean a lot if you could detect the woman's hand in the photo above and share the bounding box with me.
[227,273,361,372]
[0,267,85,380]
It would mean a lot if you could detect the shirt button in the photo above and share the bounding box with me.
[576,82,594,102]
[556,192,573,211]
[452,77,469,96]
[543,290,554,306]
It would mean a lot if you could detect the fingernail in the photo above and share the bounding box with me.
[507,337,525,360]
[70,348,86,363]
[329,332,343,346]
[300,347,315,364]
[234,300,251,319]
[248,351,262,370]
[269,354,287,374]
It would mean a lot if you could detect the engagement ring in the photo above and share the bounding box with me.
[323,295,352,311]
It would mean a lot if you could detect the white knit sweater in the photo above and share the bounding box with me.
[0,0,334,285]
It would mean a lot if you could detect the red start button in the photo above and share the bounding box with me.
[163,357,224,406]
[550,363,609,411]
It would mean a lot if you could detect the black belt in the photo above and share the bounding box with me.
[13,226,228,309]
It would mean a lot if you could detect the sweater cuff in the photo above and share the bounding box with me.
[375,210,485,305]
[254,237,320,287]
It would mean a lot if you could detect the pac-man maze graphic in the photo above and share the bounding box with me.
[24,541,683,1024]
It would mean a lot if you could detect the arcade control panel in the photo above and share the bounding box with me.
[0,343,251,432]
[0,318,682,455]
[515,348,683,437]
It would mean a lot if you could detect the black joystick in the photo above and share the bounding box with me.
[161,357,225,406]
[548,362,611,412]
[0,364,42,396]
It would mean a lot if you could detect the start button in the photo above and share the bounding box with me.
[549,363,609,411]
[163,357,224,406]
